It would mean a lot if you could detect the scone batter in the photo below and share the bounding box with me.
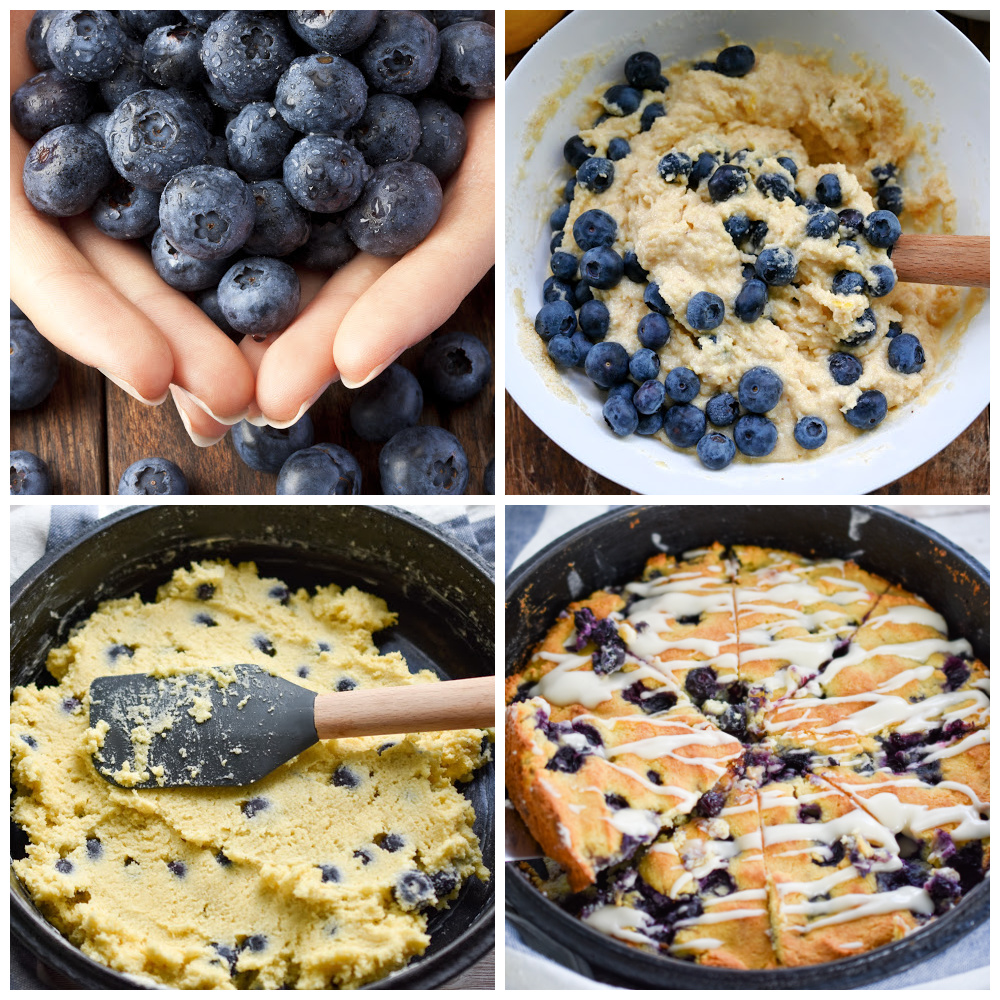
[11,560,490,990]
[538,45,981,463]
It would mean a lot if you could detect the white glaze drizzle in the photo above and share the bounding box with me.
[785,885,934,932]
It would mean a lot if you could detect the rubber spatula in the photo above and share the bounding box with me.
[89,664,495,789]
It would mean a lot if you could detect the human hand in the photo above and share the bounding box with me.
[10,11,257,444]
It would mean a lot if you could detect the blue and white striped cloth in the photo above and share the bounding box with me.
[504,505,990,991]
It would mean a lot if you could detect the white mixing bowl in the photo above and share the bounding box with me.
[505,10,989,494]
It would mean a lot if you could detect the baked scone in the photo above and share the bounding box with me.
[507,542,990,970]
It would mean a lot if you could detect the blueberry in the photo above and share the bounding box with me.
[844,390,888,430]
[200,11,294,104]
[10,451,51,496]
[336,678,357,692]
[349,364,423,442]
[547,334,580,367]
[734,279,767,323]
[550,231,564,253]
[738,366,782,413]
[841,307,878,348]
[597,140,627,166]
[837,208,864,236]
[637,313,670,349]
[549,202,570,231]
[639,103,666,133]
[868,264,896,297]
[776,156,798,178]
[585,341,629,388]
[318,864,342,883]
[794,416,828,450]
[754,172,795,202]
[694,791,725,818]
[241,796,269,821]
[663,404,706,448]
[46,10,124,83]
[420,331,492,404]
[106,90,211,192]
[412,98,467,181]
[225,103,295,182]
[633,379,666,415]
[887,333,925,374]
[840,239,862,254]
[151,228,231,293]
[142,24,204,89]
[534,301,576,341]
[734,414,778,456]
[832,270,867,296]
[863,210,902,248]
[20,733,38,749]
[716,45,755,77]
[242,934,268,953]
[252,634,276,657]
[607,382,635,401]
[277,444,362,495]
[346,161,443,257]
[570,330,595,364]
[55,859,74,874]
[286,11,378,53]
[564,177,577,202]
[437,21,494,98]
[746,220,769,251]
[629,348,660,383]
[805,210,839,239]
[699,869,737,896]
[815,173,842,207]
[755,246,797,285]
[231,414,314,473]
[707,164,748,202]
[688,152,718,189]
[22,124,113,218]
[567,138,602,176]
[697,431,735,470]
[877,185,904,215]
[643,283,671,316]
[705,392,739,427]
[577,157,615,194]
[117,458,188,495]
[636,411,664,435]
[159,165,254,262]
[11,319,59,411]
[684,292,726,335]
[579,300,610,341]
[658,151,692,183]
[580,247,624,289]
[574,280,593,306]
[290,215,358,273]
[107,643,135,663]
[284,135,371,215]
[395,870,436,909]
[550,252,577,282]
[194,613,217,627]
[167,860,187,877]
[218,258,300,339]
[379,426,468,495]
[887,321,903,339]
[376,832,405,852]
[359,12,440,95]
[275,54,368,134]
[598,85,638,117]
[625,51,661,89]
[572,209,616,250]
[25,11,57,70]
[828,352,863,386]
[86,837,102,860]
[724,214,751,245]
[11,70,92,143]
[664,367,700,403]
[196,584,215,601]
[603,395,639,436]
[91,178,161,242]
[354,848,374,866]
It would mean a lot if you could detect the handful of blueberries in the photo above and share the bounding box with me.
[11,10,495,495]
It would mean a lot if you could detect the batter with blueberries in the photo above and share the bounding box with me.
[10,560,489,990]
[535,44,977,467]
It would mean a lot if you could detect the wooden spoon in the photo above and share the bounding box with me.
[89,665,495,788]
[892,234,989,287]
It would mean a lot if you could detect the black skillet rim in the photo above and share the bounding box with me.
[503,503,989,989]
[11,503,495,991]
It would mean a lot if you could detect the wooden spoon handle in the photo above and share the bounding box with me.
[892,234,989,287]
[314,675,495,740]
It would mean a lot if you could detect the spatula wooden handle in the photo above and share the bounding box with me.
[314,676,495,739]
[892,234,989,287]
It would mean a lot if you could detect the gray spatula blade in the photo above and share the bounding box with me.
[89,663,317,788]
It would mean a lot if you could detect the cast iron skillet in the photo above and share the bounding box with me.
[505,504,989,989]
[11,504,495,991]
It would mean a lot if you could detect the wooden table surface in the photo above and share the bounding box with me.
[12,273,495,497]
[504,13,989,497]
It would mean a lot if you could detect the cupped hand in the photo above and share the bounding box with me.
[10,11,256,444]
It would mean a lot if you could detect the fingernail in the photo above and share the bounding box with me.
[99,369,168,406]
[262,379,337,429]
[170,384,247,426]
[169,386,227,448]
[244,412,270,427]
[340,352,402,390]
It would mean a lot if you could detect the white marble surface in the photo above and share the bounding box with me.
[509,503,989,571]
